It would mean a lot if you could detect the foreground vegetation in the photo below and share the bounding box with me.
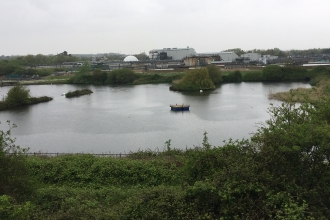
[65,89,93,98]
[0,85,52,111]
[2,76,330,218]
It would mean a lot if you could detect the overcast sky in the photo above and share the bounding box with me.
[1,0,329,56]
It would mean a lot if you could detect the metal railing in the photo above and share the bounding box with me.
[19,152,130,158]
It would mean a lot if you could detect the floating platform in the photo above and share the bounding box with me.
[170,104,190,111]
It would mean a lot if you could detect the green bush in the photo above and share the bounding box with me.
[281,66,308,81]
[0,121,34,201]
[106,68,138,84]
[243,70,264,81]
[206,65,222,84]
[263,65,283,81]
[92,69,107,83]
[5,85,31,107]
[222,70,243,82]
[0,195,35,220]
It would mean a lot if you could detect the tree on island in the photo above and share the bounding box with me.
[0,85,52,110]
[170,68,215,91]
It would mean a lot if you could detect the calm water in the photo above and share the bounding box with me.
[0,82,310,153]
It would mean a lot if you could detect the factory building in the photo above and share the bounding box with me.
[196,52,239,62]
[183,55,221,67]
[149,47,196,60]
[241,53,261,61]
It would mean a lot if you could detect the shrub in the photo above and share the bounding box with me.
[92,69,107,83]
[243,71,264,81]
[5,85,31,107]
[222,71,243,82]
[281,66,308,81]
[0,121,34,201]
[263,65,283,81]
[206,65,222,84]
[106,68,138,84]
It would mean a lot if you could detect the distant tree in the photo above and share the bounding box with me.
[79,61,90,74]
[134,52,149,61]
[223,48,245,56]
[24,55,35,68]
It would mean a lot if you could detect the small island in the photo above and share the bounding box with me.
[0,85,53,111]
[169,65,222,91]
[65,89,93,98]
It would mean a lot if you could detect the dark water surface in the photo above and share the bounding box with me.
[0,82,310,153]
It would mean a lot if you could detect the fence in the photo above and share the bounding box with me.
[19,152,130,158]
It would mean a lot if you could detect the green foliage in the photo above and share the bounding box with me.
[206,65,222,84]
[28,154,180,187]
[281,66,308,81]
[243,70,264,81]
[106,68,138,84]
[0,60,23,76]
[79,61,90,74]
[0,195,35,220]
[222,70,243,82]
[0,121,34,201]
[5,85,31,107]
[65,89,93,98]
[263,65,283,81]
[133,73,184,84]
[311,65,328,74]
[170,68,215,91]
[92,68,107,83]
[0,85,52,110]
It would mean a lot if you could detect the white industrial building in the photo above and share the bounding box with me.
[196,52,239,62]
[149,47,196,60]
[241,53,261,61]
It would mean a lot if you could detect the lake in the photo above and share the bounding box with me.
[0,82,310,153]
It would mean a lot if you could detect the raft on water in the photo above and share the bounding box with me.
[170,104,190,111]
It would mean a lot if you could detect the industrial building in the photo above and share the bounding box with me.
[183,54,221,67]
[195,52,239,62]
[241,53,261,61]
[149,47,196,60]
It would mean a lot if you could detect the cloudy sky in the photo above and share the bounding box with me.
[1,0,329,55]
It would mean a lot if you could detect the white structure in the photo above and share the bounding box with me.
[196,52,239,62]
[149,47,196,60]
[123,55,139,62]
[241,53,261,61]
